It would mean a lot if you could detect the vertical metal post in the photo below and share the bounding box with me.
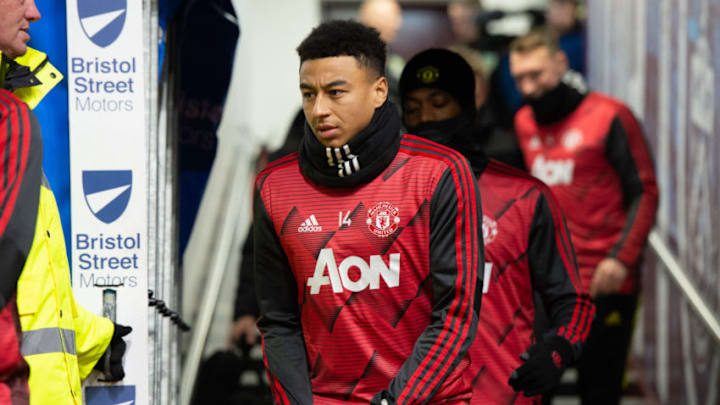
[102,289,117,378]
[144,0,178,403]
[143,0,159,399]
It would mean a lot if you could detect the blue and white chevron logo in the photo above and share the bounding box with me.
[78,0,127,48]
[86,385,135,405]
[82,170,132,224]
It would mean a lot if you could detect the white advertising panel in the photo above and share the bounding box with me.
[66,0,148,403]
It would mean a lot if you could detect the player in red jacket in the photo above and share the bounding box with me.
[0,90,37,405]
[0,0,42,403]
[254,21,483,405]
[399,48,593,405]
[509,30,659,405]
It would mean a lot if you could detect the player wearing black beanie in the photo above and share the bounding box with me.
[399,49,478,151]
[400,48,593,405]
[399,48,476,111]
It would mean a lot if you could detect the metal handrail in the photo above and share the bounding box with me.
[179,154,251,405]
[647,231,720,344]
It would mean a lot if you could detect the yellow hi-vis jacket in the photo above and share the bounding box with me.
[8,48,115,405]
[17,183,114,404]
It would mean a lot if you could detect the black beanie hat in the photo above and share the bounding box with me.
[399,48,476,112]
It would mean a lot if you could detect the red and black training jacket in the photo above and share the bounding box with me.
[0,89,41,404]
[253,134,483,405]
[466,159,593,405]
[515,91,659,294]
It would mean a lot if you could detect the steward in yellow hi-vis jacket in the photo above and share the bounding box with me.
[0,45,132,405]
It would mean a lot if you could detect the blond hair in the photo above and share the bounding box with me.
[510,28,561,54]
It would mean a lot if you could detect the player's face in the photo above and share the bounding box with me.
[300,56,388,148]
[510,46,568,100]
[402,88,462,128]
[0,0,41,59]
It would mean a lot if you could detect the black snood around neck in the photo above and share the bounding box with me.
[407,110,475,147]
[407,110,489,175]
[299,100,402,188]
[526,78,587,126]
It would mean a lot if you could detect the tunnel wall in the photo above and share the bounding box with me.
[587,1,720,403]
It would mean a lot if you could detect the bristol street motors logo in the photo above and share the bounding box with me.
[82,170,132,224]
[78,0,127,48]
[482,215,498,245]
[86,385,135,405]
[366,201,400,237]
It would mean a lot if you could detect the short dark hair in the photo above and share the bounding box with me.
[296,20,387,78]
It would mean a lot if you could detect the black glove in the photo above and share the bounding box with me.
[94,323,132,382]
[508,336,573,397]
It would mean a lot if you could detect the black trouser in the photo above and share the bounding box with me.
[576,294,638,405]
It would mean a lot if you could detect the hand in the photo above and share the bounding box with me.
[230,315,259,346]
[590,258,628,298]
[94,323,132,382]
[508,336,572,397]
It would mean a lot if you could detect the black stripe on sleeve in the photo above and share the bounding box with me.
[528,191,592,360]
[604,111,658,268]
[0,91,41,311]
[377,137,481,404]
[254,185,313,405]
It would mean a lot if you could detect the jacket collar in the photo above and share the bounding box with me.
[1,47,63,109]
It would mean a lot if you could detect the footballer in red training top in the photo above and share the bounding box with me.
[254,21,483,405]
[399,48,593,404]
[511,30,658,404]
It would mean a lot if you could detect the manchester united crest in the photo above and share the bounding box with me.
[482,215,498,245]
[366,201,400,237]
